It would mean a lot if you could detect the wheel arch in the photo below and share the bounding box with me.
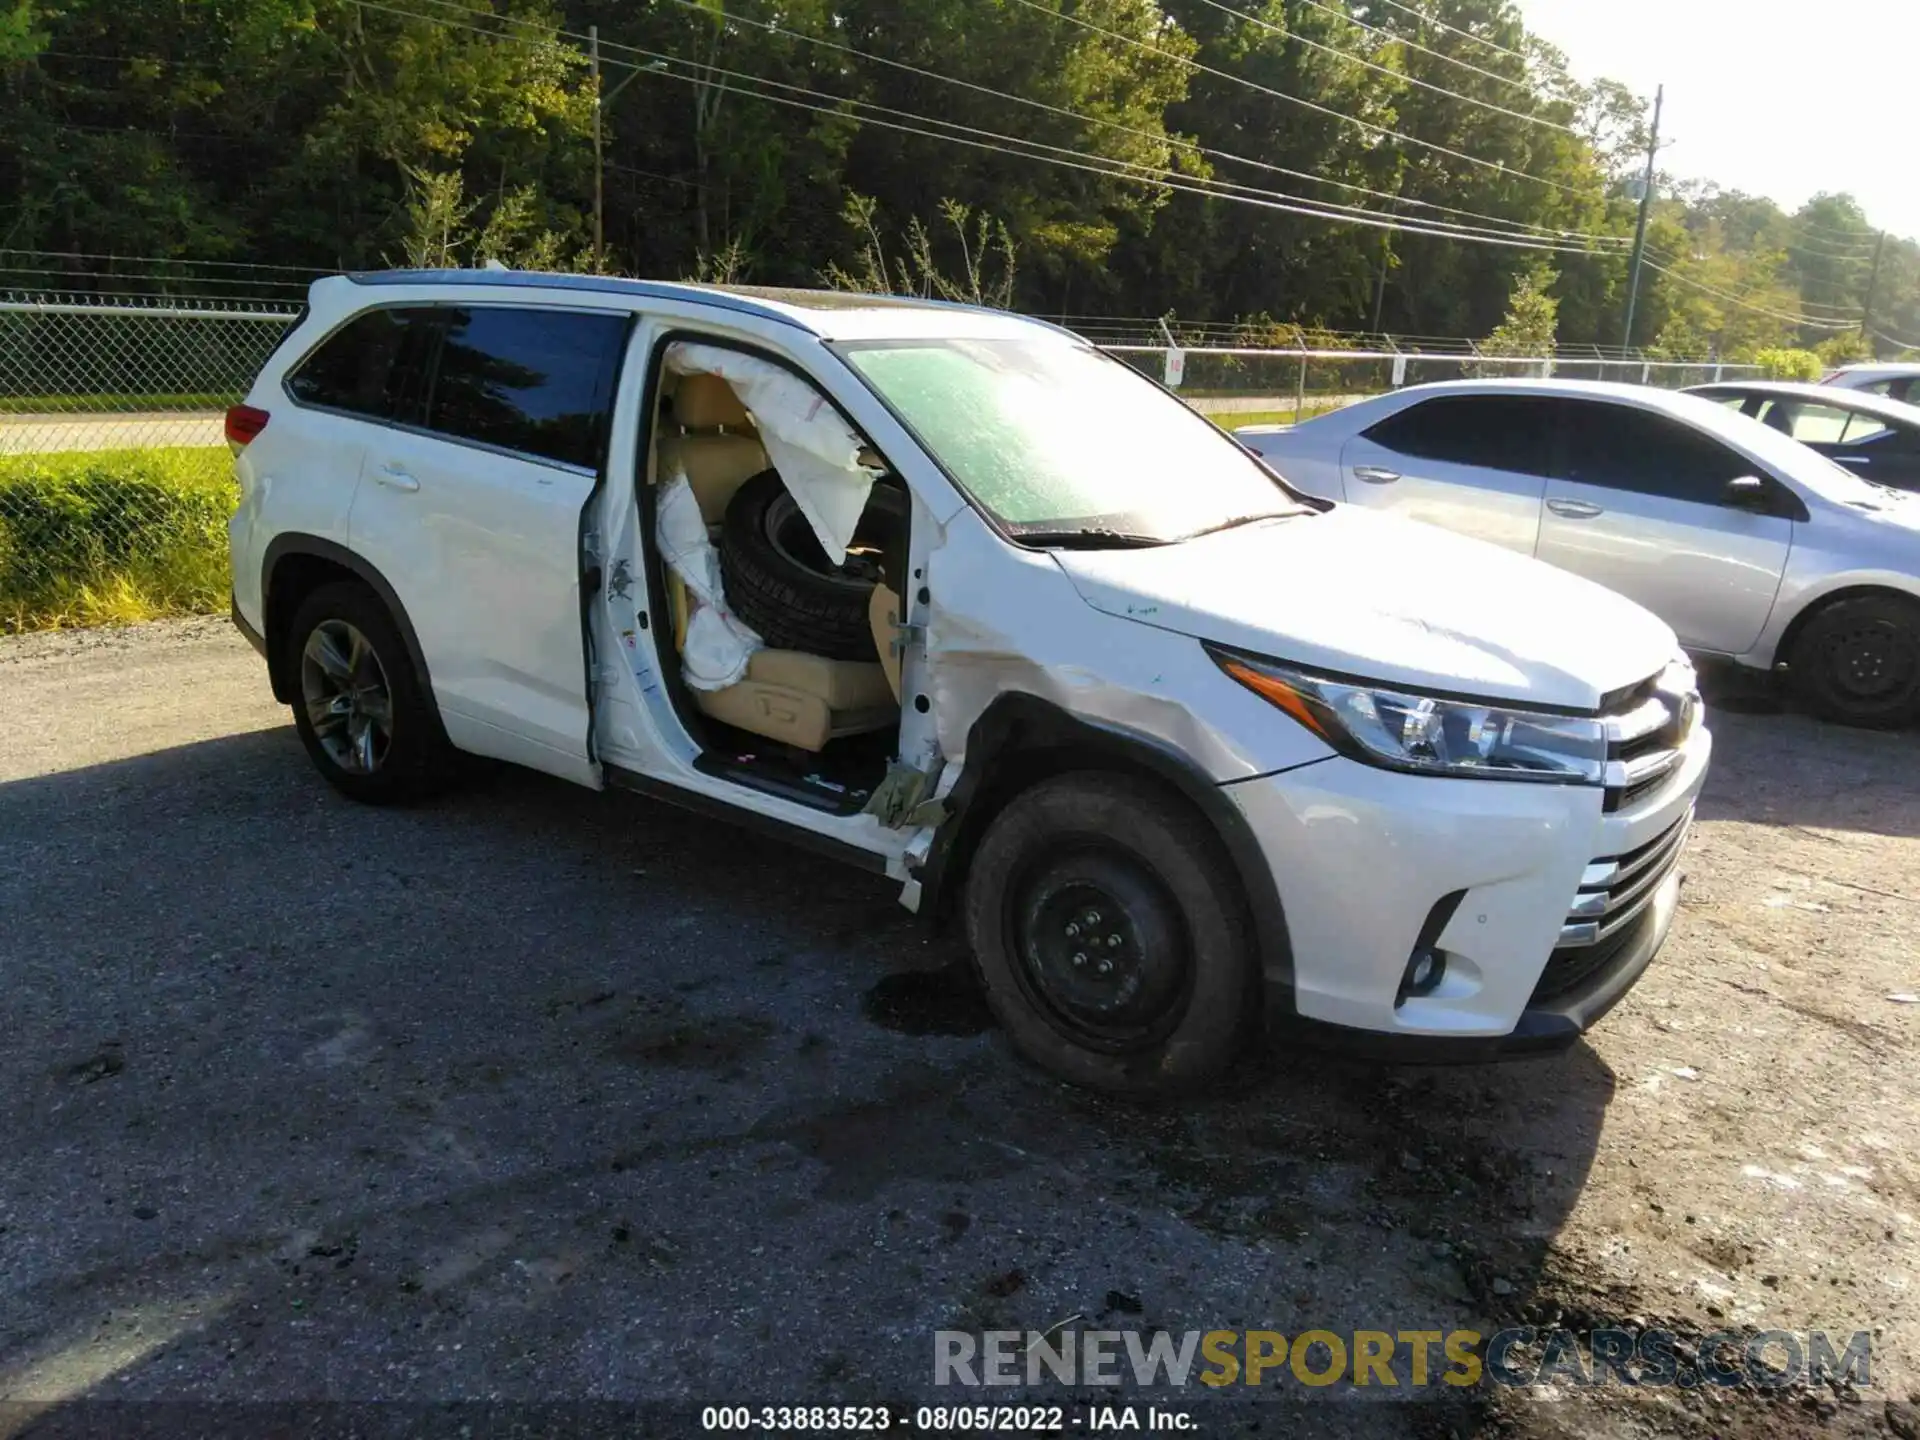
[1770,580,1920,671]
[916,692,1294,998]
[261,534,438,719]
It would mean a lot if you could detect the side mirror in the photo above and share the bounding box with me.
[1724,475,1770,508]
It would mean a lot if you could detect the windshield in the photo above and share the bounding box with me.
[838,336,1308,544]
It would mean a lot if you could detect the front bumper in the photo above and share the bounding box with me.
[1270,866,1679,1062]
[1225,723,1710,1057]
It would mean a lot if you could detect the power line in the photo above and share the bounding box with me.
[477,0,1617,247]
[998,0,1593,200]
[378,0,1626,254]
[1371,0,1532,64]
[0,247,324,274]
[1644,260,1855,330]
[1186,0,1579,135]
[1288,0,1540,98]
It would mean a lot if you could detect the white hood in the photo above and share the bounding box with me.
[1053,506,1677,712]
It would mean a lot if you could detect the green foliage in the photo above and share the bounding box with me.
[822,193,1017,308]
[0,448,235,630]
[1814,332,1873,368]
[0,0,1914,362]
[1477,270,1559,368]
[1749,348,1824,382]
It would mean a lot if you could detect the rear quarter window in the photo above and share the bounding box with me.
[425,306,629,469]
[285,308,433,421]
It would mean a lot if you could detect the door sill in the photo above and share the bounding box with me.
[604,764,888,874]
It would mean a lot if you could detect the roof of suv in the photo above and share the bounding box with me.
[343,269,1049,342]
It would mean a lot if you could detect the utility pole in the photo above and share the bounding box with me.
[1861,229,1887,344]
[1620,83,1664,352]
[590,24,604,274]
[1371,232,1391,335]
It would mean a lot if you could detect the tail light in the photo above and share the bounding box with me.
[225,404,270,448]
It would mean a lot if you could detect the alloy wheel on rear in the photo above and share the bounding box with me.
[300,619,394,775]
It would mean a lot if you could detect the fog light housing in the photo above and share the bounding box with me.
[1397,947,1447,1006]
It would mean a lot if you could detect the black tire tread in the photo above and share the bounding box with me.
[963,771,1258,1096]
[286,580,458,804]
[718,469,900,662]
[1789,591,1920,730]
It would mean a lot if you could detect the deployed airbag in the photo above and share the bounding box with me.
[656,469,761,691]
[666,342,876,566]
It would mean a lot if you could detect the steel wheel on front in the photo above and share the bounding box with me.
[1011,850,1192,1052]
[964,773,1259,1096]
[301,619,394,774]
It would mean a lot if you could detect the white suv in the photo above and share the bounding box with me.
[228,271,1710,1092]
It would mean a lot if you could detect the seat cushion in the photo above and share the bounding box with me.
[744,649,896,711]
[692,648,896,752]
[658,434,771,525]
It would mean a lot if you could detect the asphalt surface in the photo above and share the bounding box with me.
[2,619,1915,1440]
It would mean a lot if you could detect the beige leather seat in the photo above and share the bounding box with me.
[658,374,900,752]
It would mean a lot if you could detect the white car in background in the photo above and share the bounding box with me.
[1824,363,1920,404]
[1240,379,1920,729]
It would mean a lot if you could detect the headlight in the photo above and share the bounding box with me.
[1211,648,1608,785]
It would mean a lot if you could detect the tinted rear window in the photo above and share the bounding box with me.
[286,308,434,421]
[426,307,628,469]
[1363,394,1558,476]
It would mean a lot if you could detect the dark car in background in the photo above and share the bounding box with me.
[1687,380,1920,493]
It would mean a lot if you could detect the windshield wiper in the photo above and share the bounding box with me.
[1013,528,1172,549]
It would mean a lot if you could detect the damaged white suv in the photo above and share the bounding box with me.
[228,272,1710,1093]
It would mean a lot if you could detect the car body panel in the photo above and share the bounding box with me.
[1337,427,1548,554]
[1050,503,1678,712]
[231,279,1703,1053]
[1534,479,1793,654]
[1244,379,1920,667]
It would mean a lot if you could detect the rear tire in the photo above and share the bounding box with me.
[963,773,1258,1095]
[1789,593,1920,729]
[286,581,457,803]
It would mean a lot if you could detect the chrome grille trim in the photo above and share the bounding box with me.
[1604,694,1675,745]
[1559,807,1694,947]
[1600,659,1701,814]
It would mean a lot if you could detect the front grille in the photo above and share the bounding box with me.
[1532,900,1659,1003]
[1600,661,1701,813]
[1558,805,1693,950]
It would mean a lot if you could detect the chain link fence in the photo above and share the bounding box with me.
[1098,344,1758,424]
[0,292,1764,634]
[0,298,296,631]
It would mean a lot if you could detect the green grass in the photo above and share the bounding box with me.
[0,445,236,632]
[1209,399,1353,430]
[0,392,232,415]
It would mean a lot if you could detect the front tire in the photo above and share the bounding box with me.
[963,773,1258,1095]
[286,581,456,803]
[1789,594,1920,729]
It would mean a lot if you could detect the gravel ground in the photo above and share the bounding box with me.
[1,619,1916,1439]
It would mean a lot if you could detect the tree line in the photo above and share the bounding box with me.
[1,0,1914,361]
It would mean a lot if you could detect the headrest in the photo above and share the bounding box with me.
[675,374,752,430]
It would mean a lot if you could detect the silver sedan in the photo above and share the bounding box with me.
[1239,379,1920,728]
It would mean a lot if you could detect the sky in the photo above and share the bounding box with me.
[1515,0,1918,244]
